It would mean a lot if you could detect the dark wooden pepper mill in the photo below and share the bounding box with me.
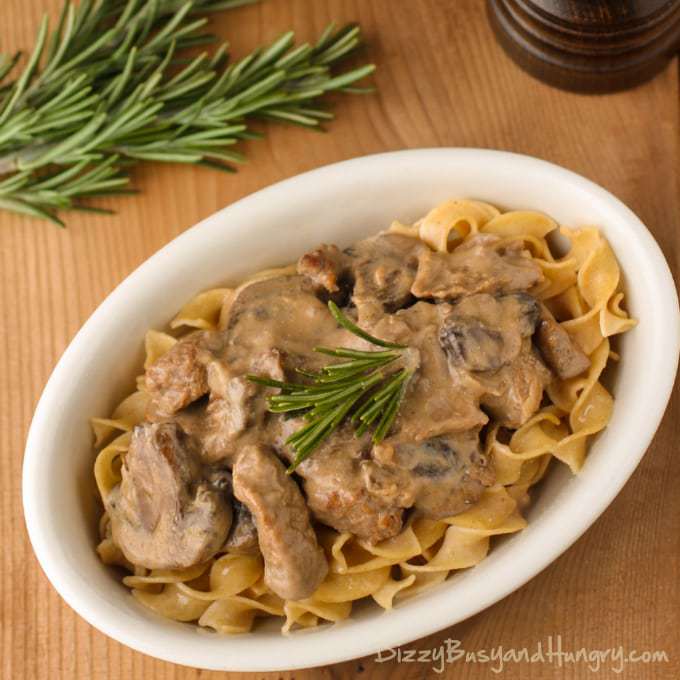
[487,0,680,93]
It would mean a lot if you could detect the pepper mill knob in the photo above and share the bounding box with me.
[487,0,680,93]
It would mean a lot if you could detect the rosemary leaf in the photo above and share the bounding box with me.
[0,0,375,225]
[328,301,405,349]
[248,302,412,472]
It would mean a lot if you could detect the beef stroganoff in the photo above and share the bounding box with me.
[92,200,636,634]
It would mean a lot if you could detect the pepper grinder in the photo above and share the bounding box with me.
[487,0,680,93]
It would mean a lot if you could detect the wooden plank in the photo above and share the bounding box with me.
[1,1,678,678]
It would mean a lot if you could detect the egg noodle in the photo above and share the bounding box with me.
[92,200,636,634]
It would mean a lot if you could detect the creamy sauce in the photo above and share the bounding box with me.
[107,231,590,600]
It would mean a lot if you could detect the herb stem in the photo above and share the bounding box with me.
[248,301,412,472]
[0,3,374,225]
[327,301,406,349]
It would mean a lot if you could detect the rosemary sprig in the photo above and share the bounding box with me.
[0,0,375,225]
[248,301,412,473]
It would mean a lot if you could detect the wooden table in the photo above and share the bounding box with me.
[1,1,678,678]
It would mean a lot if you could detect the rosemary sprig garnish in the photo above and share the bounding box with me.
[0,1,375,225]
[248,301,412,473]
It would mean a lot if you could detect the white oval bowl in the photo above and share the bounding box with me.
[23,149,680,672]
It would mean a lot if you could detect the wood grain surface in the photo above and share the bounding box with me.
[1,1,678,679]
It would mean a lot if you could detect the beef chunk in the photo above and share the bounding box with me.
[232,445,328,600]
[536,314,590,380]
[412,234,543,300]
[477,341,552,428]
[370,429,495,519]
[199,361,260,463]
[287,420,493,540]
[176,350,286,465]
[280,422,406,544]
[107,422,232,570]
[297,244,348,294]
[368,302,489,441]
[145,331,221,420]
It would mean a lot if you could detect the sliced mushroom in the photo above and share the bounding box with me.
[107,422,232,570]
[439,293,540,372]
[535,311,590,380]
[412,234,544,300]
[370,429,495,519]
[224,500,260,556]
[346,233,428,312]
